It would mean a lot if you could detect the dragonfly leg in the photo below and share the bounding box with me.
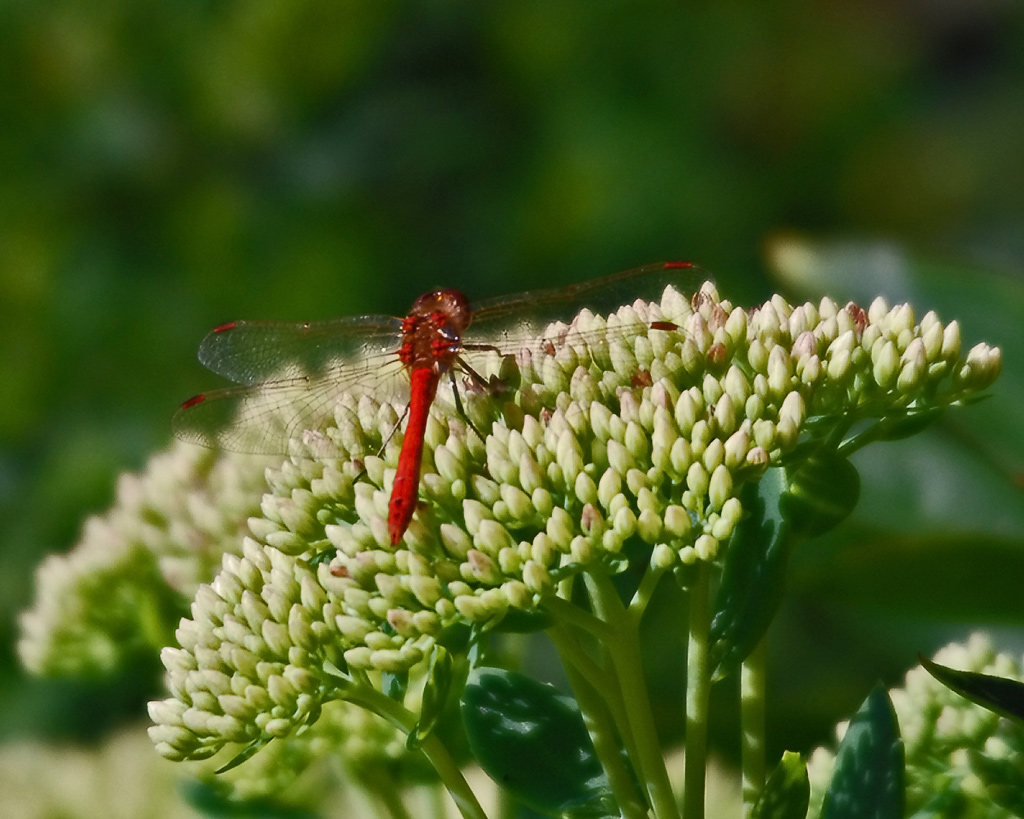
[448,369,490,442]
[352,404,410,486]
[457,351,510,397]
[379,403,410,454]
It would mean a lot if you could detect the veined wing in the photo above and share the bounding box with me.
[196,315,405,385]
[174,315,406,456]
[464,261,708,345]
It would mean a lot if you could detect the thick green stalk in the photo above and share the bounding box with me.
[683,562,711,819]
[342,685,487,819]
[740,638,767,816]
[587,573,682,819]
[549,623,649,819]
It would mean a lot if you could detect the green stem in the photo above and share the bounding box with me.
[683,562,711,819]
[740,638,767,817]
[543,593,616,643]
[628,562,666,628]
[546,615,645,771]
[549,624,649,819]
[587,573,682,819]
[341,685,488,819]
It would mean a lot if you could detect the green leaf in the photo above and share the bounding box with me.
[214,737,272,774]
[781,449,860,539]
[821,685,904,819]
[382,669,408,700]
[920,654,1024,724]
[751,751,809,819]
[709,469,793,682]
[871,406,945,442]
[408,646,452,750]
[461,667,614,818]
[491,606,553,633]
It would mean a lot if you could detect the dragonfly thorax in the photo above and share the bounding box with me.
[399,288,473,373]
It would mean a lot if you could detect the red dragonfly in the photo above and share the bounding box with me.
[175,261,704,545]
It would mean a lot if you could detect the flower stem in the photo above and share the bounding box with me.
[549,624,649,819]
[683,562,711,819]
[587,573,681,819]
[628,562,666,628]
[740,638,767,816]
[342,685,488,819]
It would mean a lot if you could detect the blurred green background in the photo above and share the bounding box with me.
[2,0,1022,788]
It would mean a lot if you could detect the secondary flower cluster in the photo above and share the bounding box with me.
[149,280,1000,762]
[807,634,1024,817]
[18,444,272,677]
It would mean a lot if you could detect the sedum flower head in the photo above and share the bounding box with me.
[807,633,1024,818]
[18,443,273,677]
[152,280,1000,762]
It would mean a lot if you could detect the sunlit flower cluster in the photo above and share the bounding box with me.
[146,279,1001,764]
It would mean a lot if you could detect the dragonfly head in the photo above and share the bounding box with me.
[409,288,473,334]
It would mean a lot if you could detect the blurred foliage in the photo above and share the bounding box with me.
[0,0,1022,802]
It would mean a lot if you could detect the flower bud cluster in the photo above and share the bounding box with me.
[806,633,1024,817]
[153,278,1000,762]
[148,537,358,761]
[18,442,271,677]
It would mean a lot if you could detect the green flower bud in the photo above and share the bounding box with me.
[523,560,552,594]
[708,464,733,511]
[670,437,694,477]
[664,505,692,538]
[767,345,793,398]
[546,507,575,550]
[687,462,710,498]
[695,534,719,561]
[714,393,738,434]
[941,320,962,361]
[723,427,751,470]
[612,507,637,541]
[702,438,724,472]
[889,302,915,337]
[637,509,662,543]
[607,439,637,477]
[674,388,700,434]
[898,339,927,393]
[872,339,900,389]
[651,543,676,569]
[745,338,767,376]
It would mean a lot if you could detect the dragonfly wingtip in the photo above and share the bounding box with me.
[179,393,207,410]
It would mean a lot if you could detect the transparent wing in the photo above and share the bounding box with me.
[174,316,406,455]
[465,261,708,343]
[197,315,404,385]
